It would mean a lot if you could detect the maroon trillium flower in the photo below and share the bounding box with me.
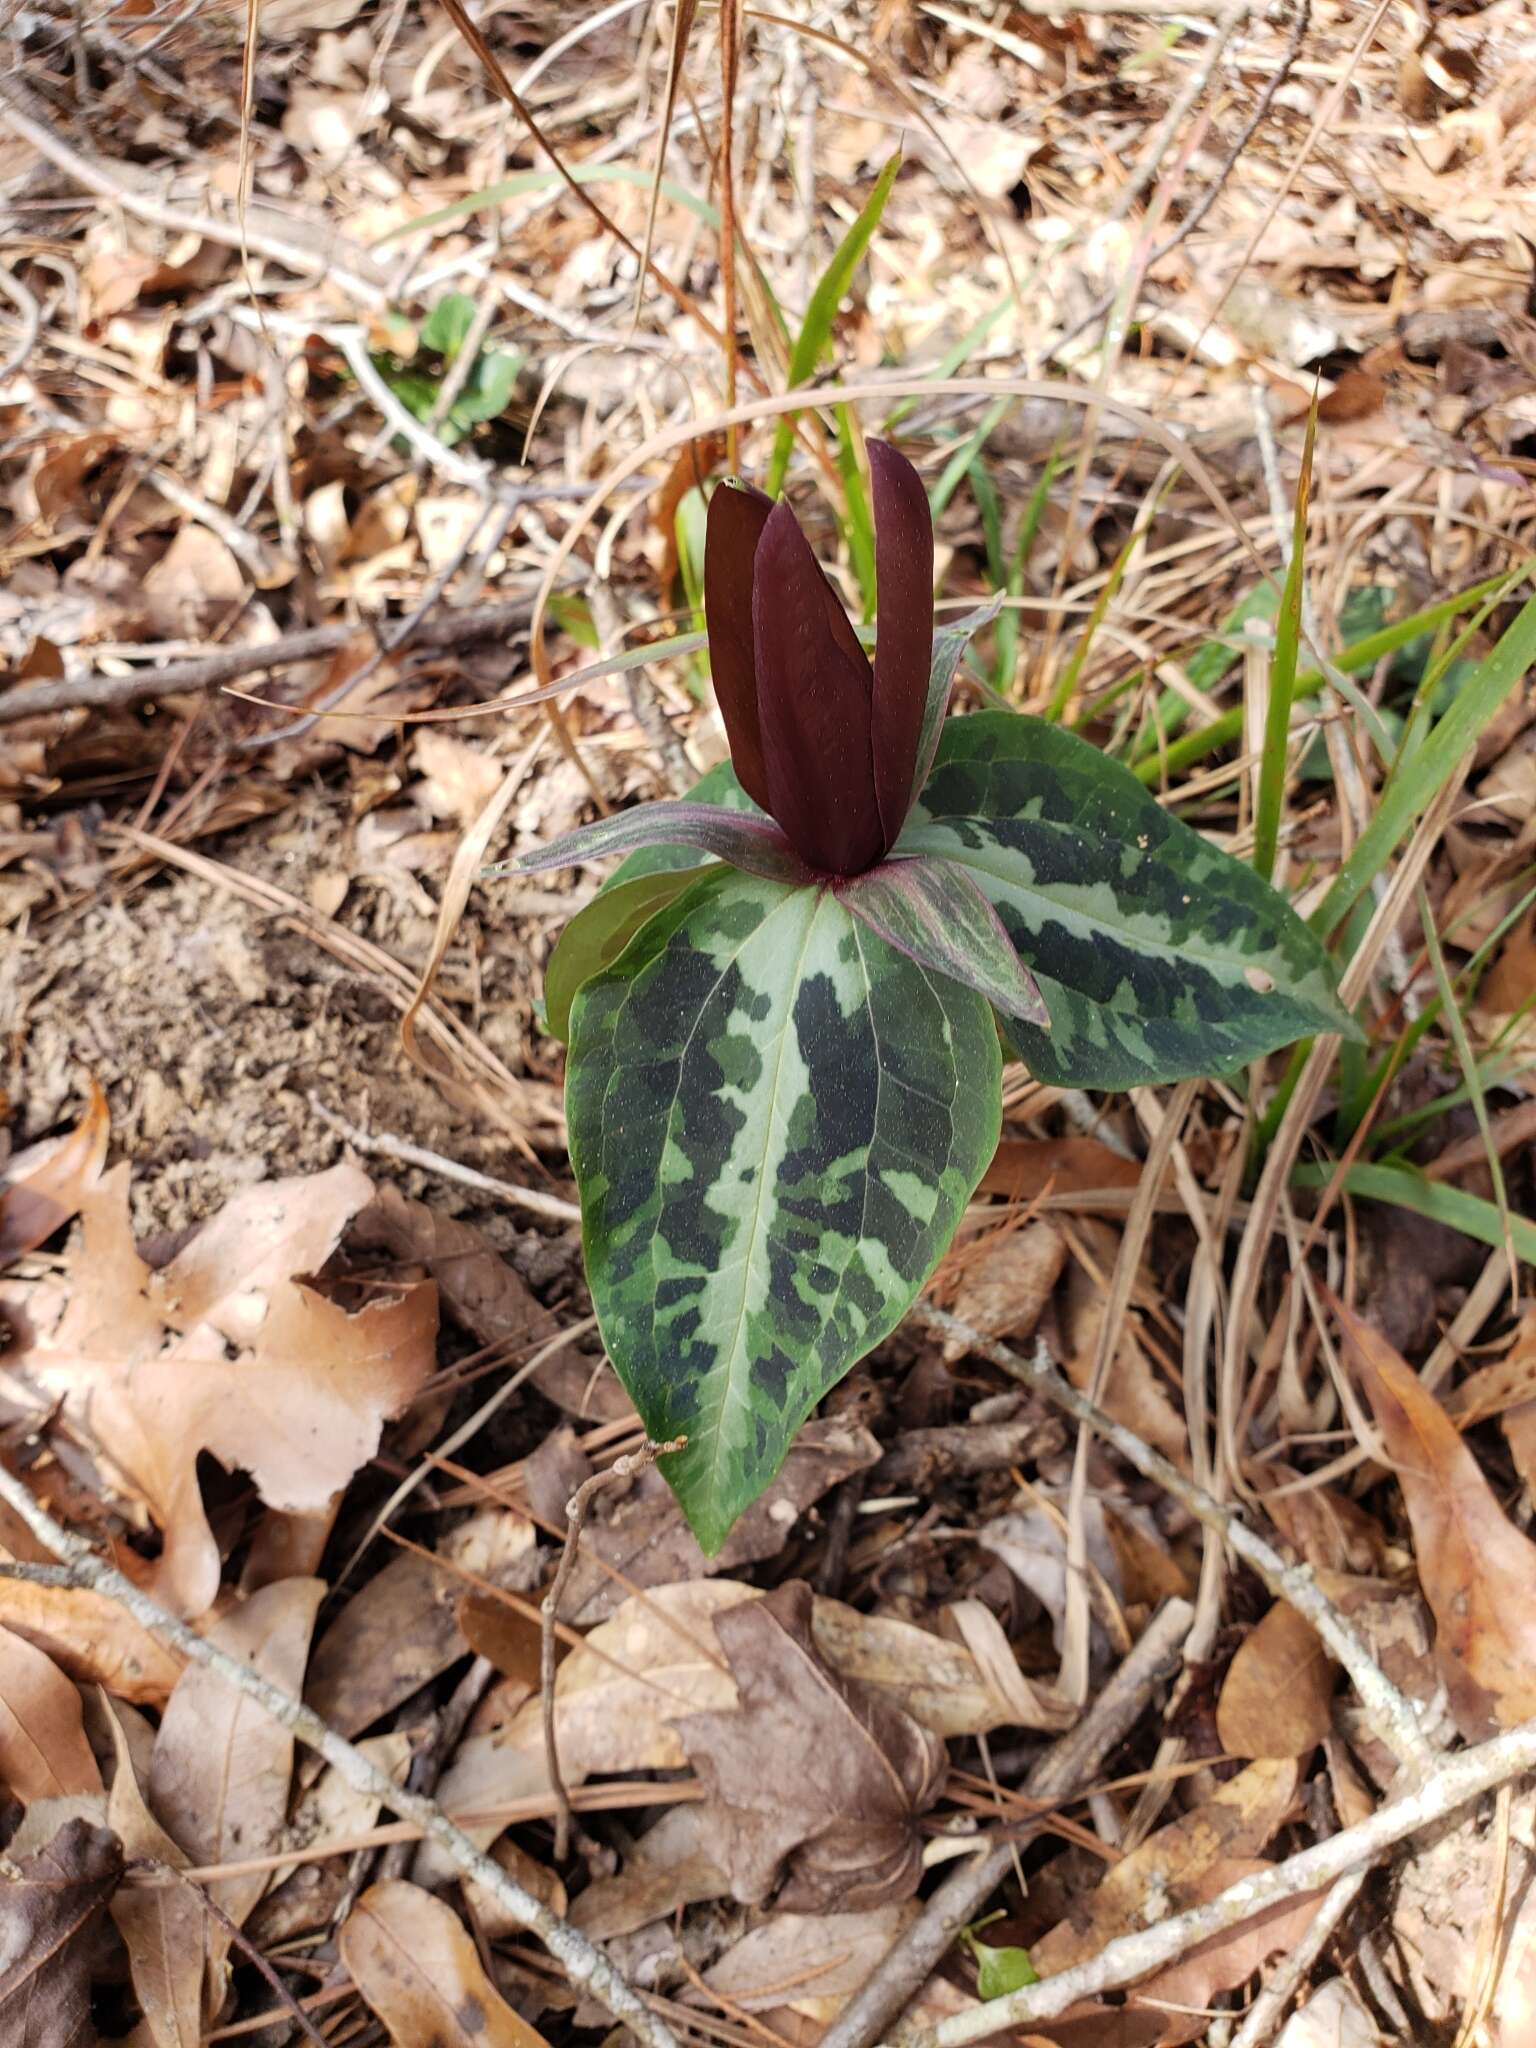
[703,439,934,878]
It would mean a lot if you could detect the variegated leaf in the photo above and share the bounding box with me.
[899,711,1359,1089]
[838,856,1048,1024]
[567,865,1000,1551]
[543,867,701,1042]
[491,800,808,886]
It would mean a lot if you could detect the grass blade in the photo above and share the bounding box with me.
[764,152,902,497]
[1252,405,1314,883]
[1131,571,1523,787]
[1290,1160,1536,1267]
[1312,584,1536,938]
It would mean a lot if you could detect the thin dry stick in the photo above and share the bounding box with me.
[0,1462,678,2048]
[310,1099,581,1224]
[542,1435,687,1861]
[921,1708,1536,2045]
[820,1595,1195,2048]
[1227,1869,1366,2048]
[0,74,389,305]
[1059,1078,1199,1703]
[910,1302,1433,1775]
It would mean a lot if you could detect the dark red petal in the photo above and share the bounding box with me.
[704,480,774,811]
[868,439,935,845]
[751,500,883,876]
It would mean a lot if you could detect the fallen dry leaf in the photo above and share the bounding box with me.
[570,1805,728,1940]
[0,1081,108,1260]
[0,1624,102,1803]
[699,1904,918,2013]
[0,1817,123,2048]
[0,1564,184,1705]
[676,1580,947,1911]
[13,1161,437,1615]
[142,525,246,637]
[104,1703,205,2048]
[340,1879,551,2048]
[149,1578,325,1942]
[1031,1759,1300,1977]
[938,1218,1067,1358]
[1216,1602,1334,1759]
[1336,1293,1536,1733]
[413,730,505,828]
[978,1135,1143,1203]
[1275,1978,1384,2047]
[354,1186,629,1422]
[307,1509,535,1737]
[533,1417,882,1624]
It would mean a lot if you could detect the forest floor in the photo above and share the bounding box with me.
[3,1,1536,2044]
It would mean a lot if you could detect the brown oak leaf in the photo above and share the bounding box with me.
[675,1579,946,1911]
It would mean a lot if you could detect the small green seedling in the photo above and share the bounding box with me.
[959,1915,1039,1998]
[372,291,524,448]
[494,442,1358,1552]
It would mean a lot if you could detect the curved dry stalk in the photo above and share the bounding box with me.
[0,1461,679,2048]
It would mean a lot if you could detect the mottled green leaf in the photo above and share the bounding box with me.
[567,865,1000,1551]
[839,855,1047,1024]
[542,867,703,1042]
[898,712,1358,1090]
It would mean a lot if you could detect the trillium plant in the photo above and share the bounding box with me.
[499,440,1357,1551]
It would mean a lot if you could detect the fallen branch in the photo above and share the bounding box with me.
[1228,1868,1366,2048]
[913,1303,1435,1776]
[0,595,543,728]
[919,1710,1536,2043]
[821,1595,1195,2048]
[0,1462,678,2048]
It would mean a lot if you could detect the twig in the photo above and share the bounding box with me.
[911,1304,1434,1776]
[331,327,489,489]
[0,252,41,378]
[129,1858,329,2048]
[0,1464,678,2048]
[0,73,390,306]
[310,1098,581,1224]
[542,1435,687,1862]
[1227,1869,1366,2048]
[0,595,542,728]
[820,1597,1194,2048]
[919,1711,1536,2044]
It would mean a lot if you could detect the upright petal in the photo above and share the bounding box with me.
[868,439,935,845]
[752,501,883,876]
[704,480,774,811]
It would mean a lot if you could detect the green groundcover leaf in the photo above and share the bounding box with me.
[543,868,702,1042]
[897,712,1359,1090]
[567,863,1000,1552]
